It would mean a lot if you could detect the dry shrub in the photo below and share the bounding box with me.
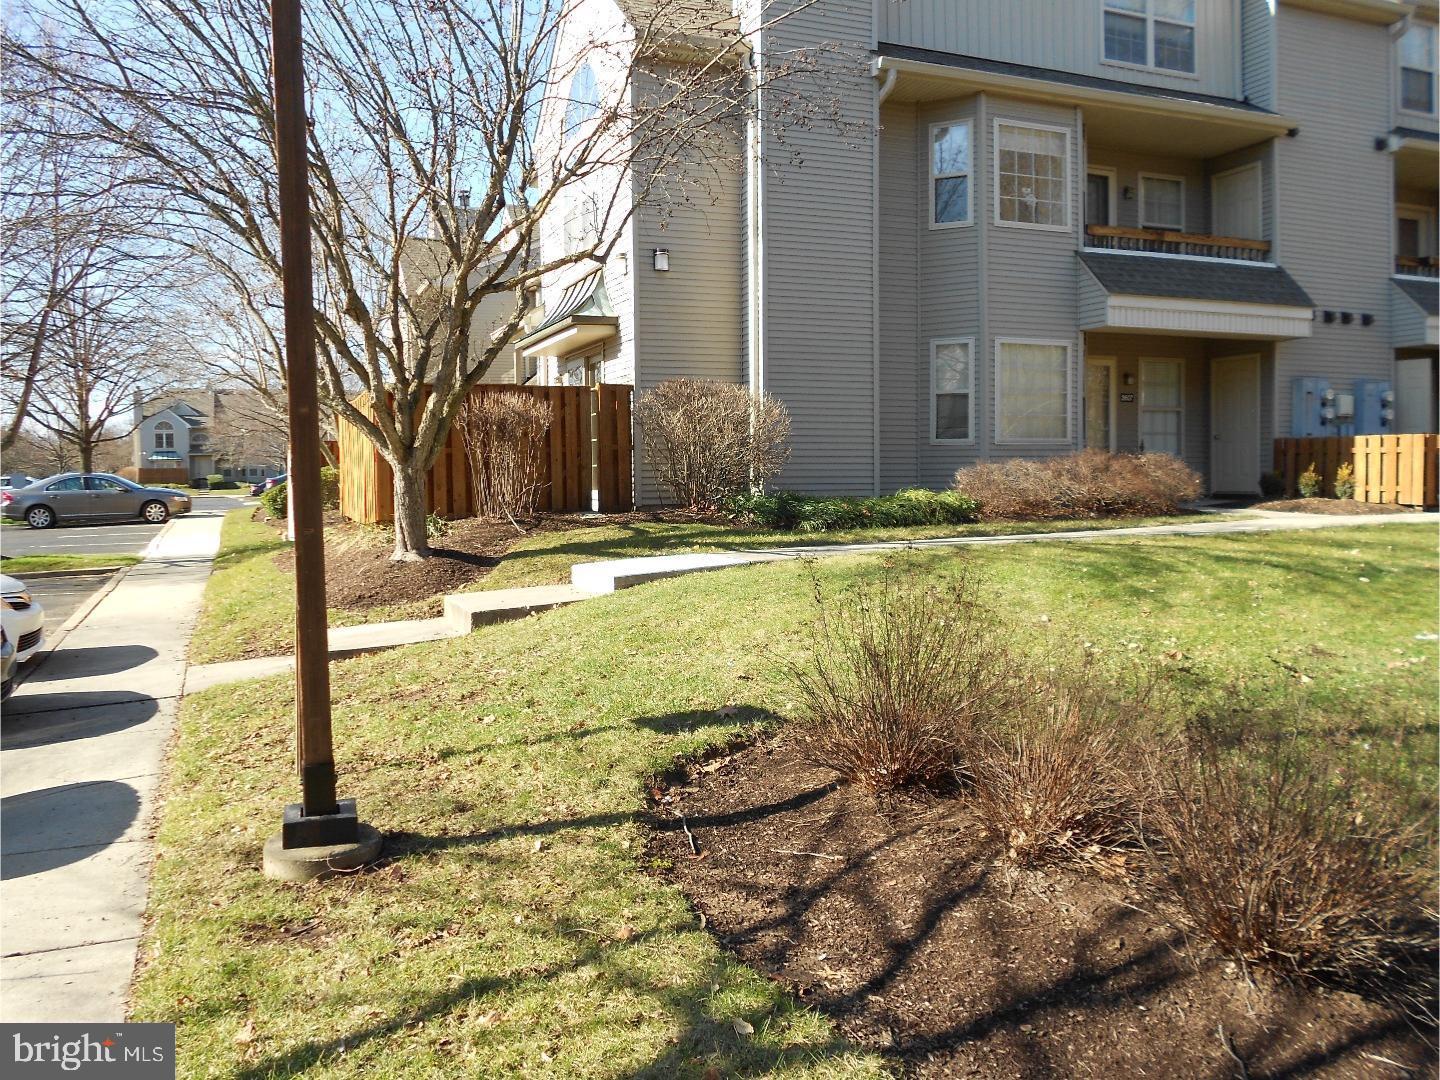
[1142,738,1436,993]
[456,391,552,522]
[969,673,1158,867]
[635,378,789,510]
[953,449,1203,520]
[787,565,1024,794]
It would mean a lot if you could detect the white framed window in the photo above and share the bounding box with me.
[563,63,600,140]
[1399,22,1437,115]
[930,338,975,442]
[994,338,1072,444]
[1103,0,1196,74]
[1397,204,1436,261]
[929,121,973,228]
[1139,173,1185,230]
[153,421,174,450]
[1140,357,1184,456]
[994,121,1070,230]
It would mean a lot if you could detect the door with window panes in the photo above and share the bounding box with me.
[1140,359,1183,457]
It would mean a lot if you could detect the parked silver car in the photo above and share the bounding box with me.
[1,472,191,529]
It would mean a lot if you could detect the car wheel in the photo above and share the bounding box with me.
[25,505,55,529]
[141,500,170,524]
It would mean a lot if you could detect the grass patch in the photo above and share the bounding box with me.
[137,525,1436,1076]
[0,553,142,574]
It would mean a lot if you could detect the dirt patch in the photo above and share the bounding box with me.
[647,738,1436,1079]
[1254,498,1415,515]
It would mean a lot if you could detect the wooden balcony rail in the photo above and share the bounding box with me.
[1395,255,1439,278]
[1085,224,1272,262]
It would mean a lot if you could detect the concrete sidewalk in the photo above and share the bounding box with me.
[1,509,224,1022]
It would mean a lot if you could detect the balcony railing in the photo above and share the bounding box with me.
[1396,255,1439,279]
[1085,225,1271,262]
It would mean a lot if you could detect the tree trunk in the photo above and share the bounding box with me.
[79,441,93,472]
[391,458,431,561]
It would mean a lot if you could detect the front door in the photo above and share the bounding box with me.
[1140,358,1184,457]
[1084,357,1116,451]
[1210,355,1261,495]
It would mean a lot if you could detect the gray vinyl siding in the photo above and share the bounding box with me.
[914,95,983,488]
[1240,0,1275,110]
[1391,282,1436,349]
[1272,4,1395,435]
[757,0,877,494]
[1076,262,1111,328]
[878,100,921,491]
[984,98,1084,461]
[1085,148,1208,232]
[877,0,1243,100]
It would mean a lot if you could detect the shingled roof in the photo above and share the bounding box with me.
[1079,252,1315,308]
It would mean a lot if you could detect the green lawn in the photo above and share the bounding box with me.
[0,553,142,575]
[136,524,1437,1077]
[189,508,1218,664]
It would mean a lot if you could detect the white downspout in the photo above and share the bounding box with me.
[872,64,897,496]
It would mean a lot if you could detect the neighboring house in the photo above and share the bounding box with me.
[531,0,1439,497]
[397,204,533,385]
[132,389,285,482]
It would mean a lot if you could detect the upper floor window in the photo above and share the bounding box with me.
[1139,173,1185,230]
[563,63,600,140]
[153,421,175,450]
[1399,22,1436,114]
[1104,0,1196,75]
[930,121,972,227]
[995,122,1070,230]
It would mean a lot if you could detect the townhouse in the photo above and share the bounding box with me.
[521,0,1439,497]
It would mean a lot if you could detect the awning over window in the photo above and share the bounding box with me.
[1078,252,1314,340]
[147,450,182,461]
[517,270,618,357]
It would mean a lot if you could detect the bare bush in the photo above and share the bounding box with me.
[635,378,789,510]
[970,674,1159,867]
[1141,738,1436,992]
[456,391,552,525]
[787,565,1025,794]
[953,450,1203,520]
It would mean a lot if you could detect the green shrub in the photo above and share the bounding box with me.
[1259,471,1285,499]
[206,473,224,486]
[1333,462,1355,501]
[258,481,287,519]
[725,488,978,533]
[1298,462,1322,499]
[319,465,340,510]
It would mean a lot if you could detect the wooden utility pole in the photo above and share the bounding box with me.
[271,0,343,836]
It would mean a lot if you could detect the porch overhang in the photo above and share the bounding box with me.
[1380,127,1439,190]
[517,314,619,357]
[1079,252,1315,340]
[873,45,1296,157]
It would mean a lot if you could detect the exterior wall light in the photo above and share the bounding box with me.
[653,247,669,271]
[1122,372,1136,386]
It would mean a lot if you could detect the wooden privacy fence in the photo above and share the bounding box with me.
[1273,435,1438,508]
[338,384,633,525]
[118,466,190,485]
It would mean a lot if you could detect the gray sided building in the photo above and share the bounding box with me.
[530,0,1439,498]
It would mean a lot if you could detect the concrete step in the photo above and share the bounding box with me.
[570,552,785,594]
[328,617,458,659]
[443,584,590,630]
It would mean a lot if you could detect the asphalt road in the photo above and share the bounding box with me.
[27,576,106,637]
[0,495,248,558]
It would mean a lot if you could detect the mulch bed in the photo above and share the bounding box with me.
[646,738,1437,1079]
[1254,499,1415,515]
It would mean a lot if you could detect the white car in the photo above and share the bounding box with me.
[1,574,45,663]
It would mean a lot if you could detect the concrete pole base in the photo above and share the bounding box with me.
[262,823,383,883]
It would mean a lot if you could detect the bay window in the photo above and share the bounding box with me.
[931,338,974,441]
[995,122,1070,229]
[995,340,1071,444]
[1400,23,1436,115]
[930,121,972,227]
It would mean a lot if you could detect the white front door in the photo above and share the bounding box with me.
[1210,355,1261,494]
[1084,357,1116,451]
[1211,164,1262,240]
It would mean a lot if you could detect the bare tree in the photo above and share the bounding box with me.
[5,0,842,559]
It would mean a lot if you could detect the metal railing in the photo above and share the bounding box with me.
[1395,255,1439,278]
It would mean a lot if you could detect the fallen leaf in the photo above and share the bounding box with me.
[234,1019,256,1045]
[614,925,637,942]
[732,1017,754,1037]
[716,705,740,718]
